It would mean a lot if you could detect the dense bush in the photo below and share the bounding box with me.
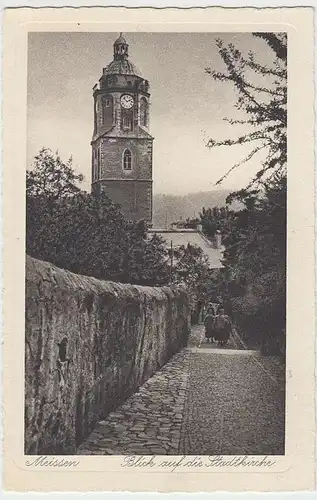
[26,149,169,286]
[203,32,287,357]
[218,175,286,356]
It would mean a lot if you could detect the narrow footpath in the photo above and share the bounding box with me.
[78,325,285,455]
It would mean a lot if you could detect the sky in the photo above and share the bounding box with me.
[27,32,277,195]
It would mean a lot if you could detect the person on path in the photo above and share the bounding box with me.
[204,308,216,343]
[213,307,232,347]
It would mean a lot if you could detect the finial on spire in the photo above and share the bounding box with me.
[114,32,127,45]
[113,32,129,59]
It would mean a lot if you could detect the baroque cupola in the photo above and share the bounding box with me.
[99,32,144,83]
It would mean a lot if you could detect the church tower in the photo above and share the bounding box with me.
[91,33,153,223]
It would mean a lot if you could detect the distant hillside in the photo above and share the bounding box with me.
[152,190,241,228]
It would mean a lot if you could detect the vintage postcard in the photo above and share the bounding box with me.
[3,6,315,493]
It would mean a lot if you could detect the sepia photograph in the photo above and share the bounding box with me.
[1,2,315,492]
[24,30,288,458]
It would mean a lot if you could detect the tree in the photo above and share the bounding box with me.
[27,189,128,279]
[119,225,169,286]
[27,148,83,199]
[172,244,219,322]
[204,33,287,356]
[199,206,232,240]
[172,217,200,230]
[206,33,287,188]
[172,207,232,241]
[26,149,169,286]
[218,174,286,354]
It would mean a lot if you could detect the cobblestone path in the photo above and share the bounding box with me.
[180,350,285,455]
[77,350,190,455]
[78,325,285,455]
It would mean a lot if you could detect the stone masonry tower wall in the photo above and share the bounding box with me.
[91,34,153,224]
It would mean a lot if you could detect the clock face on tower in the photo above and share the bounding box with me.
[120,94,134,109]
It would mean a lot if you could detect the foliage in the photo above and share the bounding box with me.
[172,218,200,229]
[204,33,287,356]
[220,174,286,354]
[206,33,287,188]
[173,206,233,240]
[26,148,84,199]
[171,244,219,314]
[120,228,169,286]
[199,206,232,239]
[26,151,169,286]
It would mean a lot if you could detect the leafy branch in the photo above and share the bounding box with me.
[206,33,287,188]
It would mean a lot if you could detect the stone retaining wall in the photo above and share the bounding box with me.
[25,256,190,455]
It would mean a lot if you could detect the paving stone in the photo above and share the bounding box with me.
[137,432,151,438]
[130,426,145,432]
[178,330,285,455]
[77,349,190,455]
[143,440,161,446]
[103,448,117,455]
[160,443,171,451]
[112,424,126,432]
[148,447,166,455]
[156,435,170,441]
[145,432,159,438]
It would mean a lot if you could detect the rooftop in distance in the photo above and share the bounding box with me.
[148,228,224,269]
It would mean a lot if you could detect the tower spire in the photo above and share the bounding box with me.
[113,32,129,60]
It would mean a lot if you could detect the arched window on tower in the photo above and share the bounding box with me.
[121,109,133,131]
[123,149,132,171]
[102,95,113,127]
[140,97,148,127]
